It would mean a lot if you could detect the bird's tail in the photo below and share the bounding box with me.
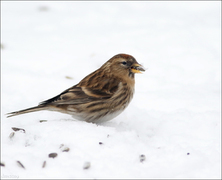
[6,105,47,118]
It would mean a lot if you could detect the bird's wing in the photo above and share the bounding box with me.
[39,75,121,106]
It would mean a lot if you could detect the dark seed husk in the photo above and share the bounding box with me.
[48,153,58,158]
[0,162,5,167]
[39,120,48,123]
[17,161,25,169]
[12,127,25,133]
[42,161,46,168]
[83,162,91,170]
[140,154,146,162]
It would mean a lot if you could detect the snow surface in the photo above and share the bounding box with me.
[1,1,221,179]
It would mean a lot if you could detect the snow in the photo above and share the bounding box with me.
[1,1,221,179]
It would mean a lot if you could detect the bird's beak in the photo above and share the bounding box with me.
[131,63,145,73]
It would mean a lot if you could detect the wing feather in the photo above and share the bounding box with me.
[39,71,121,106]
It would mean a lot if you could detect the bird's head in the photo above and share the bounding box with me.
[77,53,145,93]
[103,54,145,80]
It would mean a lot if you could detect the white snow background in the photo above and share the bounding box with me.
[1,1,221,179]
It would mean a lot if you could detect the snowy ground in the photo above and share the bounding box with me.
[1,1,221,179]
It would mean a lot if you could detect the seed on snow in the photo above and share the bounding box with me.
[17,161,25,169]
[59,144,70,152]
[48,153,58,158]
[83,162,91,170]
[42,161,46,168]
[140,154,146,162]
[39,120,47,123]
[12,127,25,133]
[0,162,5,167]
[9,132,15,139]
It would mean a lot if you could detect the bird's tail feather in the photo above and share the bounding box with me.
[6,106,46,118]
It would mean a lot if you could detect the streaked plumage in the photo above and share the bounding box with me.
[7,54,145,123]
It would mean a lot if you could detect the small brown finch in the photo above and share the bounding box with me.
[7,54,145,123]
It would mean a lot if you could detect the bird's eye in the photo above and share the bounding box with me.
[122,61,127,65]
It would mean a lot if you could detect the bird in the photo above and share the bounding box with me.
[7,54,145,123]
